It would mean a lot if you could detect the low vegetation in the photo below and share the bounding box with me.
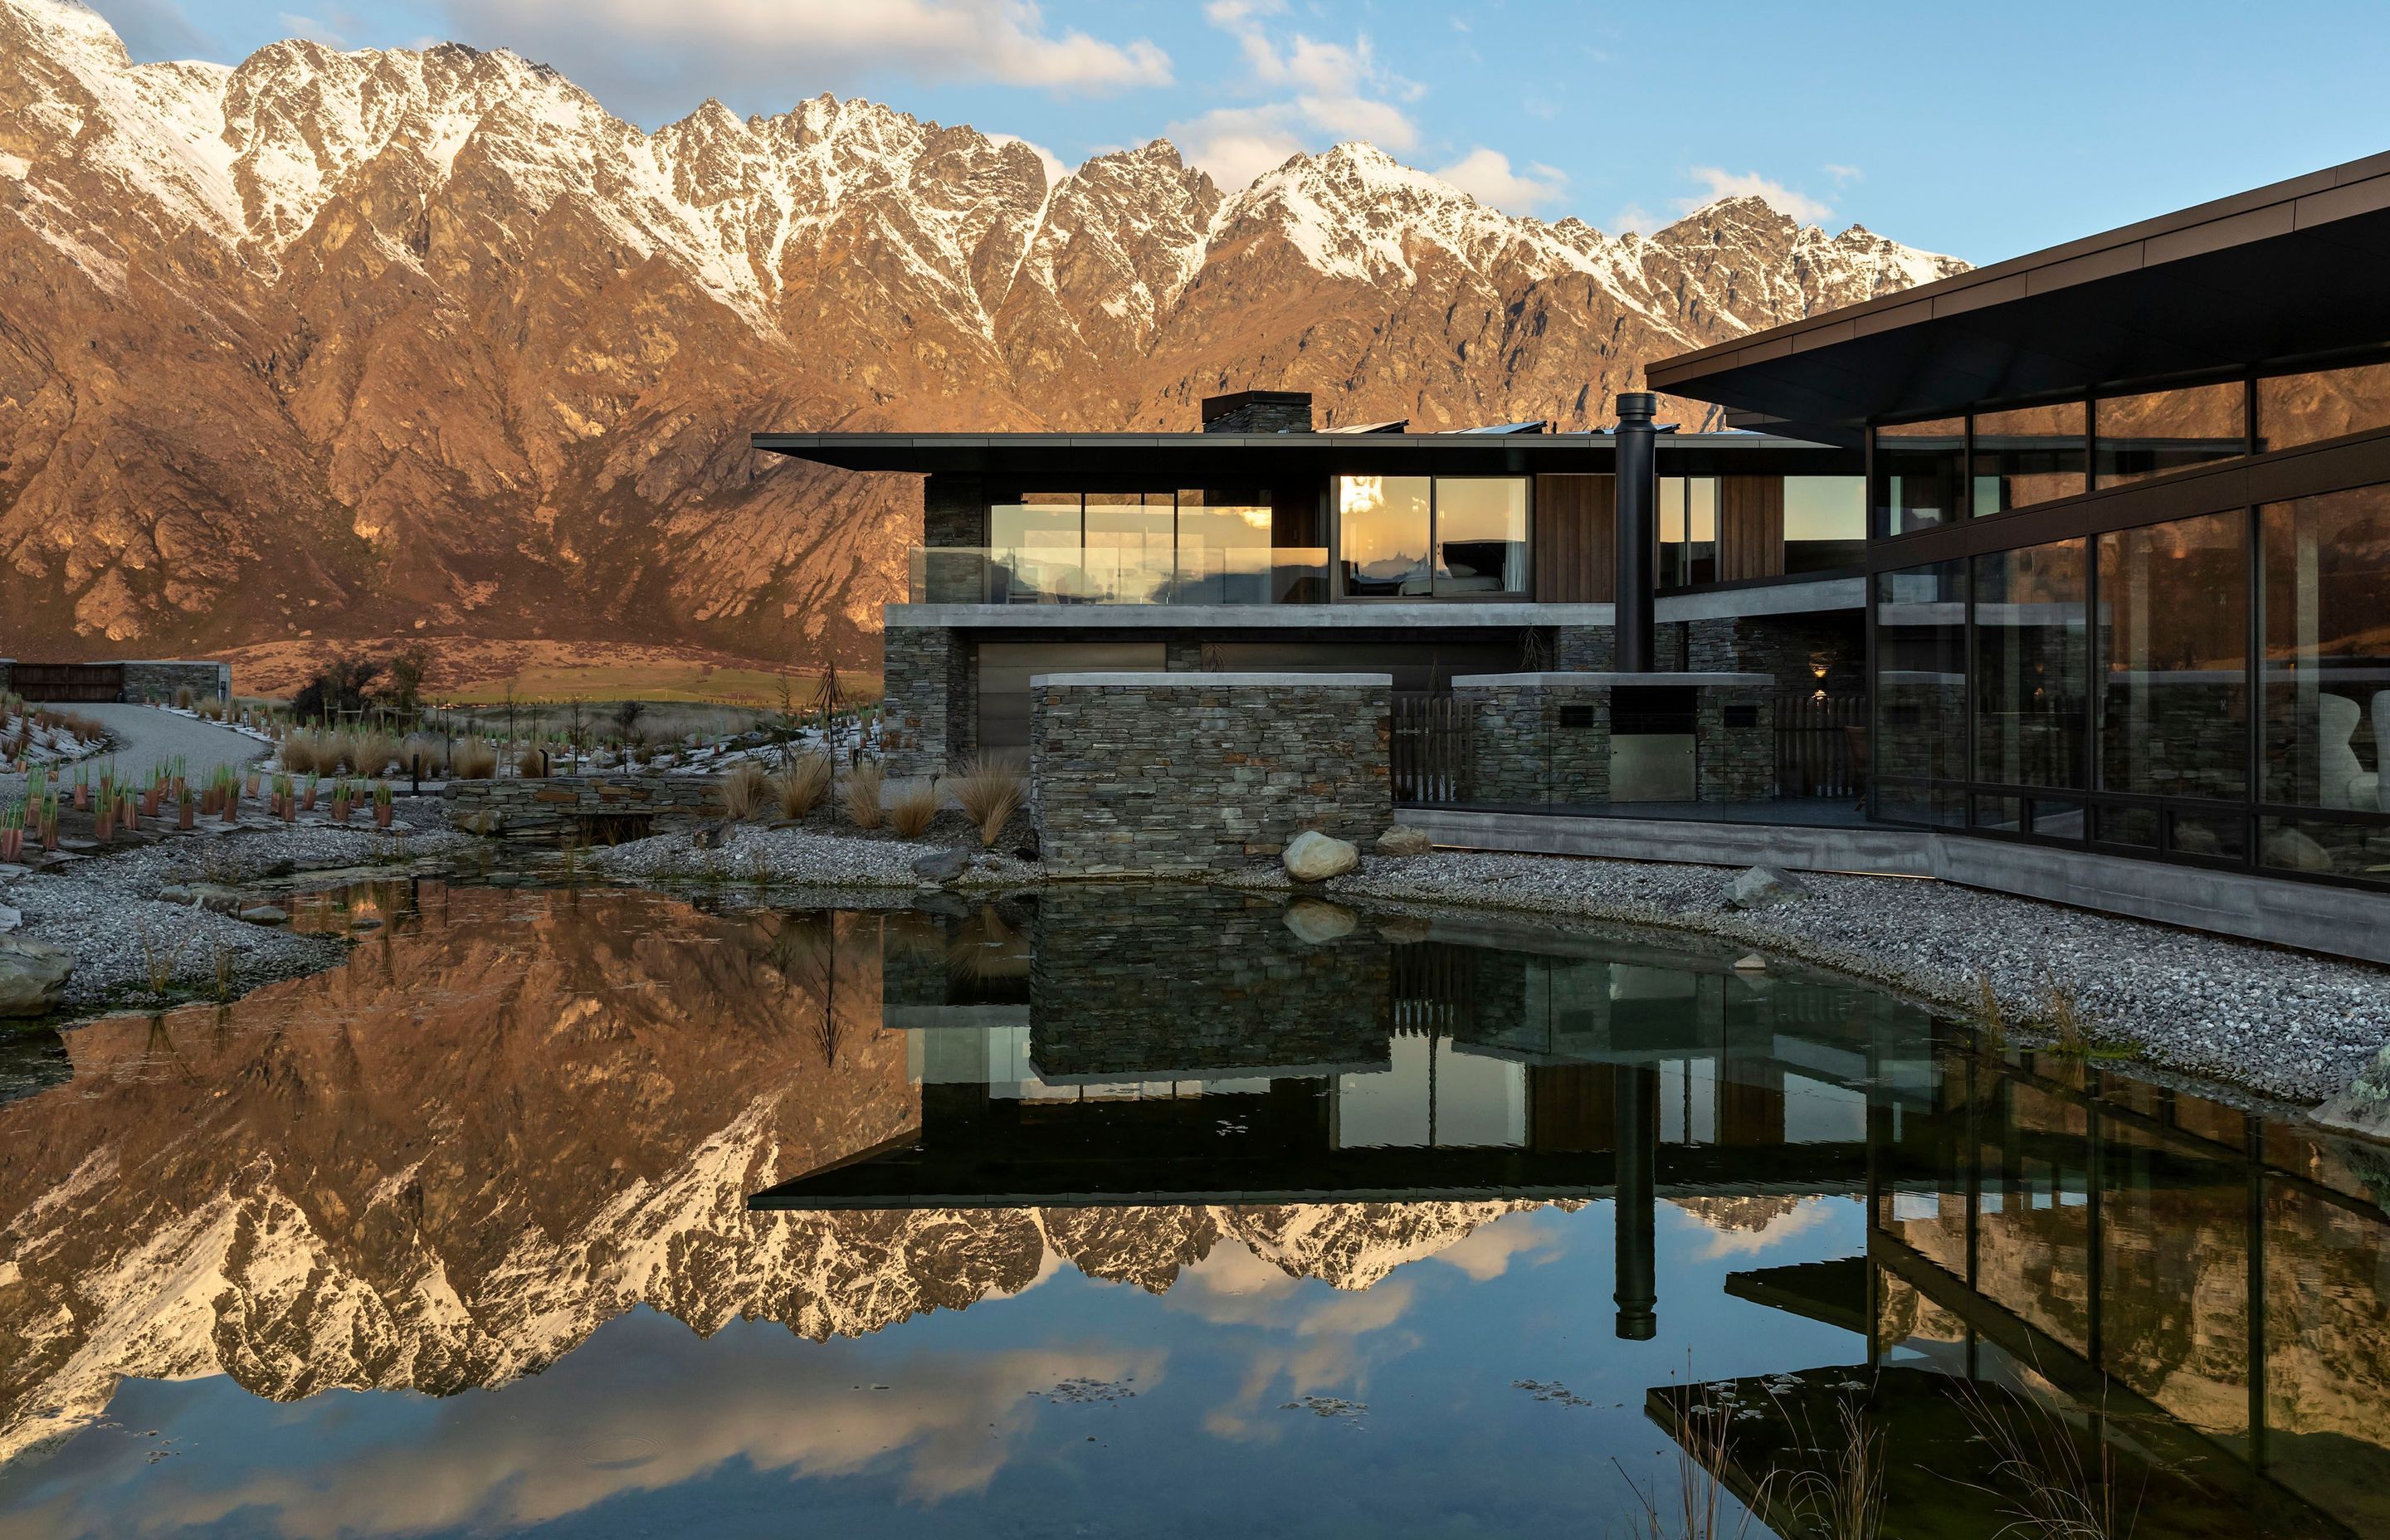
[842,763,885,830]
[719,761,770,821]
[947,753,1024,847]
[888,777,939,839]
[772,753,834,820]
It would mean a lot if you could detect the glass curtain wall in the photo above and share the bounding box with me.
[1875,417,1968,535]
[1082,492,1174,604]
[1973,401,2087,513]
[2256,359,2390,451]
[1973,540,2089,831]
[1175,491,1277,603]
[2260,483,2390,878]
[1337,476,1527,598]
[2096,512,2248,854]
[986,491,1288,604]
[1874,561,1968,826]
[1784,476,1866,573]
[2094,382,2247,489]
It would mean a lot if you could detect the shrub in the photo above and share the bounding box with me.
[451,739,498,780]
[888,777,939,839]
[947,753,1024,848]
[773,753,833,820]
[344,729,402,777]
[514,742,548,777]
[719,760,770,820]
[403,734,450,777]
[842,762,885,830]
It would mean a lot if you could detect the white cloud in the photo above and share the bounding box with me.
[278,12,347,47]
[1610,202,1662,236]
[441,0,1171,124]
[1824,163,1863,186]
[1178,2,1420,189]
[1432,148,1565,213]
[1682,166,1834,223]
[988,132,1067,186]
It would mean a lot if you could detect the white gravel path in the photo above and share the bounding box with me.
[1,702,266,803]
[1218,850,2390,1107]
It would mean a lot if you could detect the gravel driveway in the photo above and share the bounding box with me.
[2,704,266,802]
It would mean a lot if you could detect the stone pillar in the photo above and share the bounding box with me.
[1031,672,1392,875]
[881,626,972,779]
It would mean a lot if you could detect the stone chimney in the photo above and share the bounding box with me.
[1200,390,1313,434]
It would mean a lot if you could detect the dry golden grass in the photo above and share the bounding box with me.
[451,739,498,780]
[279,729,333,776]
[719,760,771,820]
[946,753,1023,847]
[403,734,450,776]
[773,753,833,819]
[514,742,549,777]
[888,777,939,839]
[1953,1378,2146,1539]
[344,729,402,777]
[842,762,885,830]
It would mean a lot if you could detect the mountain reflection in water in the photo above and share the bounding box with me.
[0,882,2385,1538]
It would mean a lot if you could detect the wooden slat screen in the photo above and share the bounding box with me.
[1533,474,1615,602]
[1717,475,1785,582]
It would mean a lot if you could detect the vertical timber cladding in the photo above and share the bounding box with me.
[1534,475,1615,602]
[1716,475,1786,582]
[976,642,1166,753]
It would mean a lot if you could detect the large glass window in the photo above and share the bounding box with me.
[1974,540,2088,792]
[1082,492,1173,604]
[1874,560,1968,826]
[1434,478,1528,595]
[1874,417,1967,535]
[2260,485,2390,879]
[1174,490,1275,604]
[1973,401,2087,514]
[2256,360,2390,452]
[988,494,1086,603]
[2098,513,2248,839]
[1783,475,1865,573]
[1657,476,1717,587]
[985,491,1296,605]
[1336,476,1526,598]
[2094,382,2246,489]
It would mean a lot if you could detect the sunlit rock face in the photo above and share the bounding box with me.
[0,0,1964,670]
[0,885,1549,1461]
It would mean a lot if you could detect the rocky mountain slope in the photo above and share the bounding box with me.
[0,0,1967,673]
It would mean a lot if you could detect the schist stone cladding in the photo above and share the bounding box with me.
[1451,673,1777,807]
[1031,673,1393,875]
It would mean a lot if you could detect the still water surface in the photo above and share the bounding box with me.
[0,882,2385,1538]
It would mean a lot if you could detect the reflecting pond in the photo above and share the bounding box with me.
[0,883,2387,1538]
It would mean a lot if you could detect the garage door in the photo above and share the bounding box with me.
[976,641,1166,752]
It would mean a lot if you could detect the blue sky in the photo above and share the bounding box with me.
[92,0,2390,264]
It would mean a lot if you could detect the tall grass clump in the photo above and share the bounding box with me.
[403,734,450,777]
[344,729,402,777]
[451,739,498,780]
[842,762,885,830]
[947,753,1023,847]
[2037,966,2090,1056]
[719,760,771,821]
[772,753,833,820]
[1785,1399,1884,1540]
[888,777,939,839]
[1953,1379,2146,1540]
[1616,1392,1768,1540]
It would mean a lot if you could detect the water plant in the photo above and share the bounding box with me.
[1952,1377,2148,1540]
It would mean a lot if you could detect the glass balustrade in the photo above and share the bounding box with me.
[910,546,1332,605]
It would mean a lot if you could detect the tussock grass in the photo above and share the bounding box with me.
[719,760,771,820]
[1975,967,2009,1050]
[2038,967,2090,1056]
[403,734,450,777]
[772,753,833,820]
[842,763,885,830]
[451,739,498,780]
[514,742,549,778]
[888,777,939,839]
[947,753,1023,848]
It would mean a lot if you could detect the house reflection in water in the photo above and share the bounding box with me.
[755,887,2390,1540]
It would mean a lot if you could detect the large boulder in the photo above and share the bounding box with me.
[911,847,970,883]
[0,936,72,1017]
[1727,865,1807,909]
[1375,826,1433,857]
[1282,831,1359,883]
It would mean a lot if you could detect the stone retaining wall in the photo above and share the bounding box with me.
[121,660,232,703]
[442,775,723,841]
[1031,671,1393,875]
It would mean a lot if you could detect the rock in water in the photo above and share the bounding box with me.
[1375,826,1433,857]
[0,936,72,1017]
[911,848,970,883]
[1282,898,1359,944]
[1728,866,1807,909]
[1282,831,1358,883]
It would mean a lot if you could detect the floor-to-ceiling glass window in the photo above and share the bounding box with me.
[988,493,1087,602]
[1657,476,1718,586]
[2260,482,2390,880]
[2094,382,2247,488]
[1973,539,2089,831]
[2256,359,2390,451]
[1174,490,1276,604]
[1874,560,1968,826]
[1874,417,1967,535]
[2097,512,2249,855]
[1433,478,1529,596]
[1783,475,1866,573]
[1082,492,1174,604]
[1338,475,1433,596]
[1973,401,2087,514]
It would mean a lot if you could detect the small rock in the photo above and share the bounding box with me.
[237,906,289,926]
[0,936,73,1017]
[0,905,19,934]
[1733,953,1768,972]
[1375,826,1434,857]
[1282,830,1359,883]
[911,848,970,883]
[1727,865,1806,909]
[1282,898,1359,944]
[691,822,735,850]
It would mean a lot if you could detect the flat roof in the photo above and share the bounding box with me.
[750,429,1859,479]
[1646,151,2390,426]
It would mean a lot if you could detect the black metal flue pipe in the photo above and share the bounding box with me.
[1612,390,1658,673]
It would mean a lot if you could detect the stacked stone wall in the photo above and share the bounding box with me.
[881,626,972,779]
[442,776,722,841]
[0,660,12,696]
[1451,673,1776,807]
[120,660,231,702]
[1032,674,1392,875]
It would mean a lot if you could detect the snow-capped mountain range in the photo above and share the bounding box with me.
[0,0,1967,668]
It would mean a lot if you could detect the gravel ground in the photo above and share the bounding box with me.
[1,817,475,1014]
[0,702,266,804]
[583,823,1040,889]
[1217,849,2390,1106]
